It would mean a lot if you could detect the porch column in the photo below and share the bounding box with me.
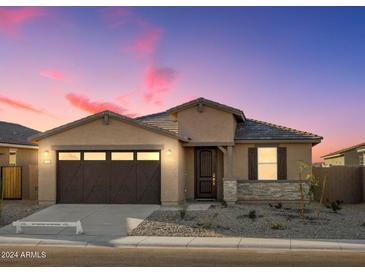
[219,145,237,205]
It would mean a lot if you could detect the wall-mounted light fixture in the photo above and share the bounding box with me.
[43,150,51,164]
[167,149,172,156]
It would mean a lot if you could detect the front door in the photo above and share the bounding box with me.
[195,147,217,199]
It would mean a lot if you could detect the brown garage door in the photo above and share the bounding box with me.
[57,151,161,204]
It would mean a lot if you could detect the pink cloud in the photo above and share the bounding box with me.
[124,29,163,58]
[0,7,47,36]
[65,93,136,117]
[143,65,177,105]
[116,92,136,107]
[0,95,46,114]
[101,7,131,28]
[40,69,65,81]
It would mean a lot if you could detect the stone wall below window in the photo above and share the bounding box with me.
[237,180,310,202]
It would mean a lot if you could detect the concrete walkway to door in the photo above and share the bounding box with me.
[0,204,160,236]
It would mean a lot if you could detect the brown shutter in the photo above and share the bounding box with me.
[248,147,258,180]
[277,147,287,180]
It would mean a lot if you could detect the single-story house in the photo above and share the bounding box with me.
[322,142,365,166]
[30,97,322,205]
[0,121,39,200]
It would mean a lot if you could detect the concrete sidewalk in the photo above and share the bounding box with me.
[0,235,365,252]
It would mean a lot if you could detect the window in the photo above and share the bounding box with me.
[137,152,160,161]
[58,152,81,161]
[9,149,17,165]
[257,147,277,180]
[84,152,106,161]
[360,153,364,166]
[111,152,134,161]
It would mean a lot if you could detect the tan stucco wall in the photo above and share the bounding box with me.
[177,105,236,142]
[36,117,184,205]
[324,156,345,166]
[184,147,195,200]
[0,146,38,199]
[232,143,313,180]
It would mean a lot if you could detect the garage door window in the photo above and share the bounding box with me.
[59,152,81,161]
[84,152,106,161]
[111,152,134,161]
[137,152,160,161]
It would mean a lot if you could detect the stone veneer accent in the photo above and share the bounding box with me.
[237,181,310,202]
[223,179,238,205]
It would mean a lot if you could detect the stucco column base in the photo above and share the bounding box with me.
[38,200,56,206]
[161,200,184,207]
[223,178,237,206]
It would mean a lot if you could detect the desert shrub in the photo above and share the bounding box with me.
[275,203,282,209]
[179,210,186,219]
[326,199,343,213]
[271,223,285,230]
[197,220,213,229]
[269,203,282,209]
[248,210,256,219]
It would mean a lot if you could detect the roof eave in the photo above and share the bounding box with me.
[234,138,322,144]
[31,111,187,143]
[0,142,38,149]
[166,98,246,121]
[322,153,344,159]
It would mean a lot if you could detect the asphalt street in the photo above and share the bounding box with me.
[1,246,365,266]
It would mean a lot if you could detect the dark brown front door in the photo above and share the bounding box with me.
[195,147,217,199]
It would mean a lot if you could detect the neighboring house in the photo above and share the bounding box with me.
[322,142,365,166]
[30,97,322,205]
[0,121,39,199]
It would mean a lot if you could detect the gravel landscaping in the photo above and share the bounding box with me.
[0,200,48,227]
[130,202,365,239]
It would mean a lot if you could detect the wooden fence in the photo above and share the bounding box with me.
[1,166,22,199]
[313,166,364,204]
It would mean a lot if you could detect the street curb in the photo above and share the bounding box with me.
[1,236,365,252]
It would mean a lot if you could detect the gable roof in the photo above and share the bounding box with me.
[0,121,40,146]
[29,97,322,145]
[30,111,188,143]
[322,142,365,159]
[235,119,322,143]
[166,97,245,121]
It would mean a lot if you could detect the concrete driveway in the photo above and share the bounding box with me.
[0,204,159,236]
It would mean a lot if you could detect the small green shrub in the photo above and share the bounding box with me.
[248,210,256,219]
[271,223,285,230]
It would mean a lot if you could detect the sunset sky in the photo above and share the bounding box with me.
[0,6,364,162]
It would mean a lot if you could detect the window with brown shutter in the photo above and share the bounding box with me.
[248,147,258,180]
[277,147,287,180]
